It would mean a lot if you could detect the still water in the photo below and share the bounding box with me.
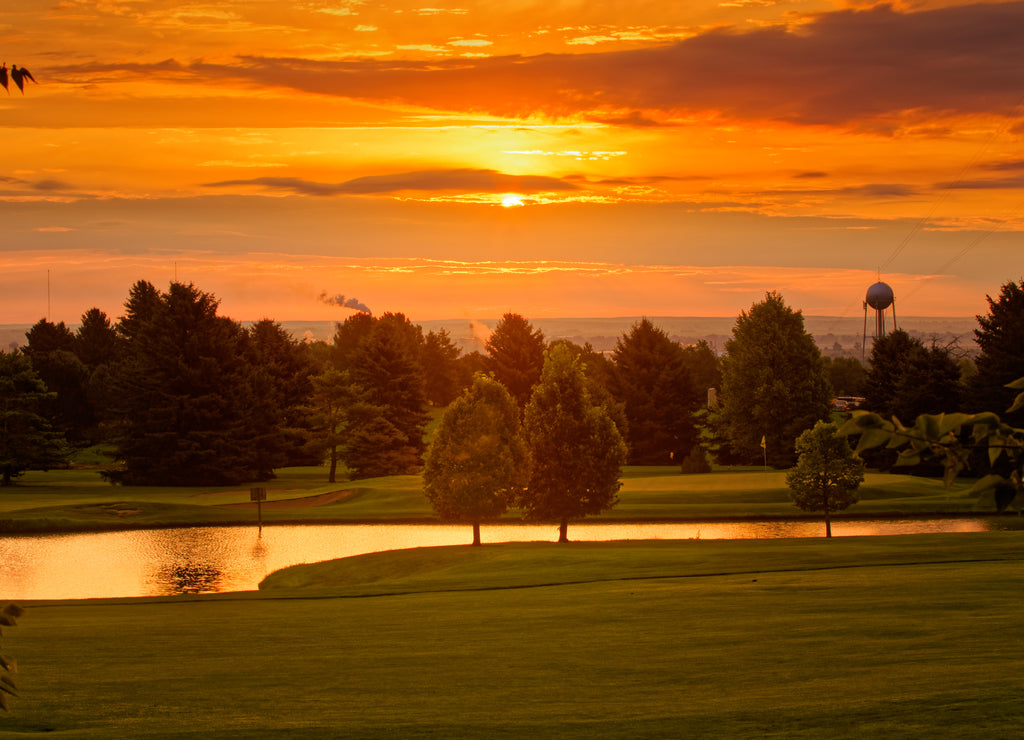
[1,519,1019,600]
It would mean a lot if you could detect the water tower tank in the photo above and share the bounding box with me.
[863,281,897,358]
[866,281,894,310]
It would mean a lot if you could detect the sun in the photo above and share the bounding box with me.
[500,194,525,207]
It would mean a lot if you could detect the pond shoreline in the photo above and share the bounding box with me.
[2,510,1018,536]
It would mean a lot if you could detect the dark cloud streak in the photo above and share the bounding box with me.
[204,168,581,195]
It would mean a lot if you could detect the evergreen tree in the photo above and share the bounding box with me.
[331,311,376,370]
[344,401,417,480]
[680,340,722,401]
[485,313,546,408]
[305,366,365,482]
[108,282,268,485]
[117,280,162,342]
[863,330,919,418]
[0,351,66,486]
[864,330,961,420]
[349,313,429,474]
[421,328,464,407]
[24,319,75,354]
[823,356,867,398]
[612,318,701,464]
[248,319,317,467]
[969,279,1024,425]
[520,345,627,542]
[74,308,121,368]
[423,374,530,545]
[23,319,91,443]
[720,292,832,467]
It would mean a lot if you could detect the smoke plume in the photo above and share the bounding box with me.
[318,291,372,314]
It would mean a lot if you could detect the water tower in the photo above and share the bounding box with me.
[862,281,897,358]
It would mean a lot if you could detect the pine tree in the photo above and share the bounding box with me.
[108,282,267,485]
[421,328,465,406]
[349,314,429,474]
[969,279,1024,425]
[0,351,67,486]
[612,318,701,464]
[485,313,546,408]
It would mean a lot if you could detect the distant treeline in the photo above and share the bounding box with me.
[2,279,1021,486]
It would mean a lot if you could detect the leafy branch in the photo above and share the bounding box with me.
[840,377,1024,511]
[0,603,25,711]
[1,64,37,94]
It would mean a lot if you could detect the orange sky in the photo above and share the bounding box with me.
[2,1,1022,325]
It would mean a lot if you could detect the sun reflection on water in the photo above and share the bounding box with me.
[0,519,1015,600]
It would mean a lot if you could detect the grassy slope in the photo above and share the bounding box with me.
[0,466,994,533]
[5,534,1024,737]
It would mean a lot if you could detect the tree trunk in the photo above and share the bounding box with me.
[472,521,481,546]
[328,447,338,483]
[824,499,832,538]
[558,519,569,543]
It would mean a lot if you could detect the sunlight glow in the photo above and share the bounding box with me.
[501,194,525,207]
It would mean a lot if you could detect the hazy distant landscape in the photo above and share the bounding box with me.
[0,315,981,359]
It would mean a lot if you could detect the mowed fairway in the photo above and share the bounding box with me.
[5,533,1024,737]
[0,465,993,533]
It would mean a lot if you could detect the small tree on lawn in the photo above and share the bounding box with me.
[423,373,531,545]
[520,345,627,543]
[786,421,865,538]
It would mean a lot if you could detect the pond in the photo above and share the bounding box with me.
[1,518,1020,600]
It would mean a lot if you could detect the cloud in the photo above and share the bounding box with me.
[937,176,1024,191]
[171,1,1024,126]
[204,168,582,195]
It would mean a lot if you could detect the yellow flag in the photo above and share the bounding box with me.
[760,435,766,449]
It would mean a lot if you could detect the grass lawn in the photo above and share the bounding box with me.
[0,464,998,533]
[4,533,1024,737]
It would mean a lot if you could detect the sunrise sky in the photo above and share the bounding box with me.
[2,0,1022,325]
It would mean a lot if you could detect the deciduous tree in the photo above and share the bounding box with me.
[720,292,832,467]
[842,376,1024,513]
[519,345,627,542]
[423,374,530,545]
[786,421,865,537]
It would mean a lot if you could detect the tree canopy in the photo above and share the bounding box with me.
[485,313,546,408]
[519,345,627,542]
[106,282,279,485]
[612,318,702,464]
[423,373,531,545]
[719,292,832,467]
[969,279,1024,426]
[786,421,864,537]
[0,351,66,486]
